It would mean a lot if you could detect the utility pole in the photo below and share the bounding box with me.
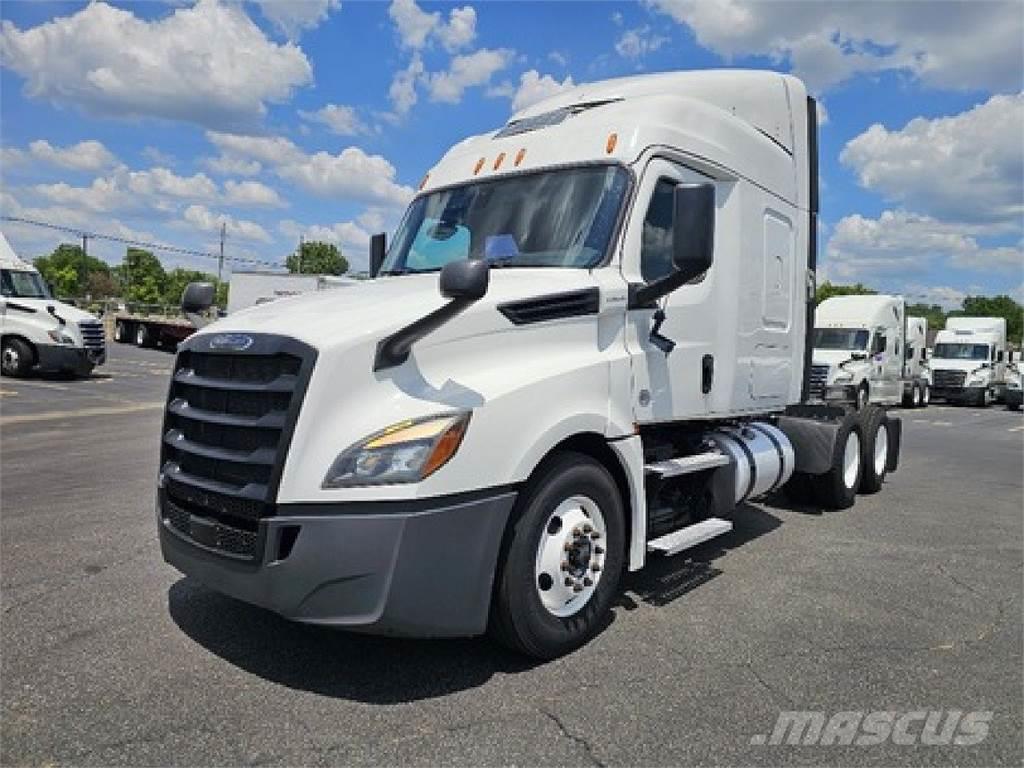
[218,221,226,283]
[81,233,89,256]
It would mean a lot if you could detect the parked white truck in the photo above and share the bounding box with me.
[157,70,902,658]
[929,317,1007,406]
[809,295,929,409]
[0,232,106,378]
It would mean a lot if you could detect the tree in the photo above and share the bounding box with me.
[163,268,216,307]
[815,280,876,305]
[116,247,166,304]
[286,241,348,275]
[34,243,114,298]
[905,302,947,333]
[85,270,120,299]
[955,295,1023,346]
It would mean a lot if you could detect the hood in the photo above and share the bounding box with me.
[930,358,988,374]
[8,297,99,324]
[193,268,599,352]
[812,349,868,369]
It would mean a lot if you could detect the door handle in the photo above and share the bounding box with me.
[702,354,714,394]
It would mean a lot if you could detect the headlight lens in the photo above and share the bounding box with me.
[47,329,75,345]
[322,412,471,488]
[832,371,853,384]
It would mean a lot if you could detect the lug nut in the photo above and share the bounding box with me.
[573,583,584,593]
[561,560,569,571]
[563,542,573,551]
[583,524,593,534]
[565,577,573,587]
[572,527,582,538]
[591,563,601,572]
[583,577,593,587]
[595,546,605,555]
[590,532,601,540]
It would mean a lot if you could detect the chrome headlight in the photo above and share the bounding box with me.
[47,329,76,345]
[832,370,853,384]
[322,412,471,488]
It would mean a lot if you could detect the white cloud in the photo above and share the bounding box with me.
[816,101,829,127]
[841,94,1024,227]
[205,154,262,177]
[206,131,414,207]
[224,179,286,208]
[901,284,967,310]
[548,50,569,67]
[511,70,576,112]
[824,210,1023,283]
[388,53,424,115]
[278,216,373,269]
[28,139,117,171]
[650,0,1024,93]
[0,0,313,130]
[142,146,176,167]
[425,48,514,104]
[249,0,339,41]
[298,103,366,135]
[32,166,225,216]
[614,26,668,61]
[33,177,131,213]
[388,0,476,52]
[182,204,271,243]
[125,167,218,201]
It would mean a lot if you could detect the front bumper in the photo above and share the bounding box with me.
[1006,389,1022,408]
[35,344,104,374]
[931,385,983,402]
[159,489,517,637]
[824,383,857,403]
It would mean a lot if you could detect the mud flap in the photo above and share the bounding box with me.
[885,414,901,473]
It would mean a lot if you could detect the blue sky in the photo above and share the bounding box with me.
[1,0,1021,306]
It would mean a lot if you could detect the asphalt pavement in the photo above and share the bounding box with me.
[1,343,1022,766]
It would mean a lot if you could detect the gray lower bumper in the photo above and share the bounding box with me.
[159,490,517,637]
[35,344,104,373]
[1006,389,1022,408]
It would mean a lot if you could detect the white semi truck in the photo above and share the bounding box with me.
[157,70,902,658]
[0,232,106,378]
[929,317,1007,406]
[809,295,930,409]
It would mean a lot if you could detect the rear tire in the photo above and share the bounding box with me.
[489,452,625,660]
[920,385,930,408]
[1,337,34,378]
[855,383,869,410]
[812,413,862,510]
[859,406,889,494]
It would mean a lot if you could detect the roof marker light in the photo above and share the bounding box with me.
[418,173,430,190]
[605,133,618,154]
[473,157,486,175]
[493,152,506,170]
[514,148,526,166]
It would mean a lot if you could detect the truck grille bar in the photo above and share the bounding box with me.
[807,364,828,399]
[78,320,106,351]
[932,369,966,389]
[159,334,316,560]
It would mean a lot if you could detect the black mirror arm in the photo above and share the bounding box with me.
[373,299,472,371]
[628,270,695,309]
[46,305,66,326]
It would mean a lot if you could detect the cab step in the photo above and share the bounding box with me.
[645,451,730,479]
[647,517,733,556]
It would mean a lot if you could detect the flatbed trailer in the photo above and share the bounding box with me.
[113,312,197,349]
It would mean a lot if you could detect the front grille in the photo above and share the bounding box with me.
[78,320,105,351]
[159,334,315,560]
[932,369,966,389]
[808,364,829,399]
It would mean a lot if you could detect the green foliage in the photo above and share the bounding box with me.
[905,303,947,333]
[815,280,876,305]
[164,268,215,307]
[286,241,348,275]
[34,243,115,298]
[116,248,167,304]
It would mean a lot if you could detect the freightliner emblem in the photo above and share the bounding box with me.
[209,333,254,351]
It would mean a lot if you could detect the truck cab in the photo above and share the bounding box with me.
[158,70,901,658]
[810,295,912,409]
[0,232,106,378]
[930,317,1007,406]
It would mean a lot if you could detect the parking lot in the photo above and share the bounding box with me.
[1,343,1022,766]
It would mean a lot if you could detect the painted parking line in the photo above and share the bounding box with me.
[0,401,165,426]
[1,379,72,392]
[930,421,953,426]
[1008,425,1024,433]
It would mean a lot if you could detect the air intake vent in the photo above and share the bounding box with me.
[495,99,622,139]
[498,288,600,325]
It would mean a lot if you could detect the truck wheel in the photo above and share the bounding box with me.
[855,383,869,410]
[114,321,126,343]
[811,414,862,510]
[783,472,815,506]
[859,407,888,494]
[911,385,922,408]
[1,337,34,378]
[920,385,930,408]
[1009,401,1021,412]
[135,324,150,348]
[489,452,624,659]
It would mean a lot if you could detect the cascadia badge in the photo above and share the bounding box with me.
[209,333,254,351]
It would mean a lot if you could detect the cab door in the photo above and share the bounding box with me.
[621,157,717,423]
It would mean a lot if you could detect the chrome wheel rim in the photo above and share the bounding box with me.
[843,431,861,490]
[2,346,18,372]
[922,387,930,405]
[912,387,921,406]
[873,424,888,477]
[534,495,607,618]
[136,328,145,345]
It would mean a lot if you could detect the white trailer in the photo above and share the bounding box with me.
[930,317,1007,406]
[156,70,902,658]
[226,271,357,315]
[809,295,929,409]
[1,231,106,378]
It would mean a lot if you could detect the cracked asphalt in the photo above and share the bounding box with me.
[2,344,1022,766]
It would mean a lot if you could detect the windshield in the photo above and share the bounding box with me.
[382,165,630,274]
[813,328,869,351]
[933,343,989,360]
[1,268,50,299]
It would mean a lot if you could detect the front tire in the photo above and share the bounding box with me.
[136,324,150,348]
[489,452,625,659]
[859,406,889,494]
[920,385,930,408]
[855,383,869,410]
[1,337,34,378]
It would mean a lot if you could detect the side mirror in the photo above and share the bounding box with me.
[630,182,715,307]
[671,183,715,281]
[440,259,489,302]
[369,233,386,277]
[182,282,215,314]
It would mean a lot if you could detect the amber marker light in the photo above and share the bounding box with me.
[493,152,506,170]
[473,157,486,174]
[514,148,526,166]
[418,173,430,190]
[606,133,618,154]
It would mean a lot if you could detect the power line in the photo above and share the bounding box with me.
[1,215,286,270]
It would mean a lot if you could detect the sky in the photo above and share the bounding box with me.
[0,0,1021,307]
